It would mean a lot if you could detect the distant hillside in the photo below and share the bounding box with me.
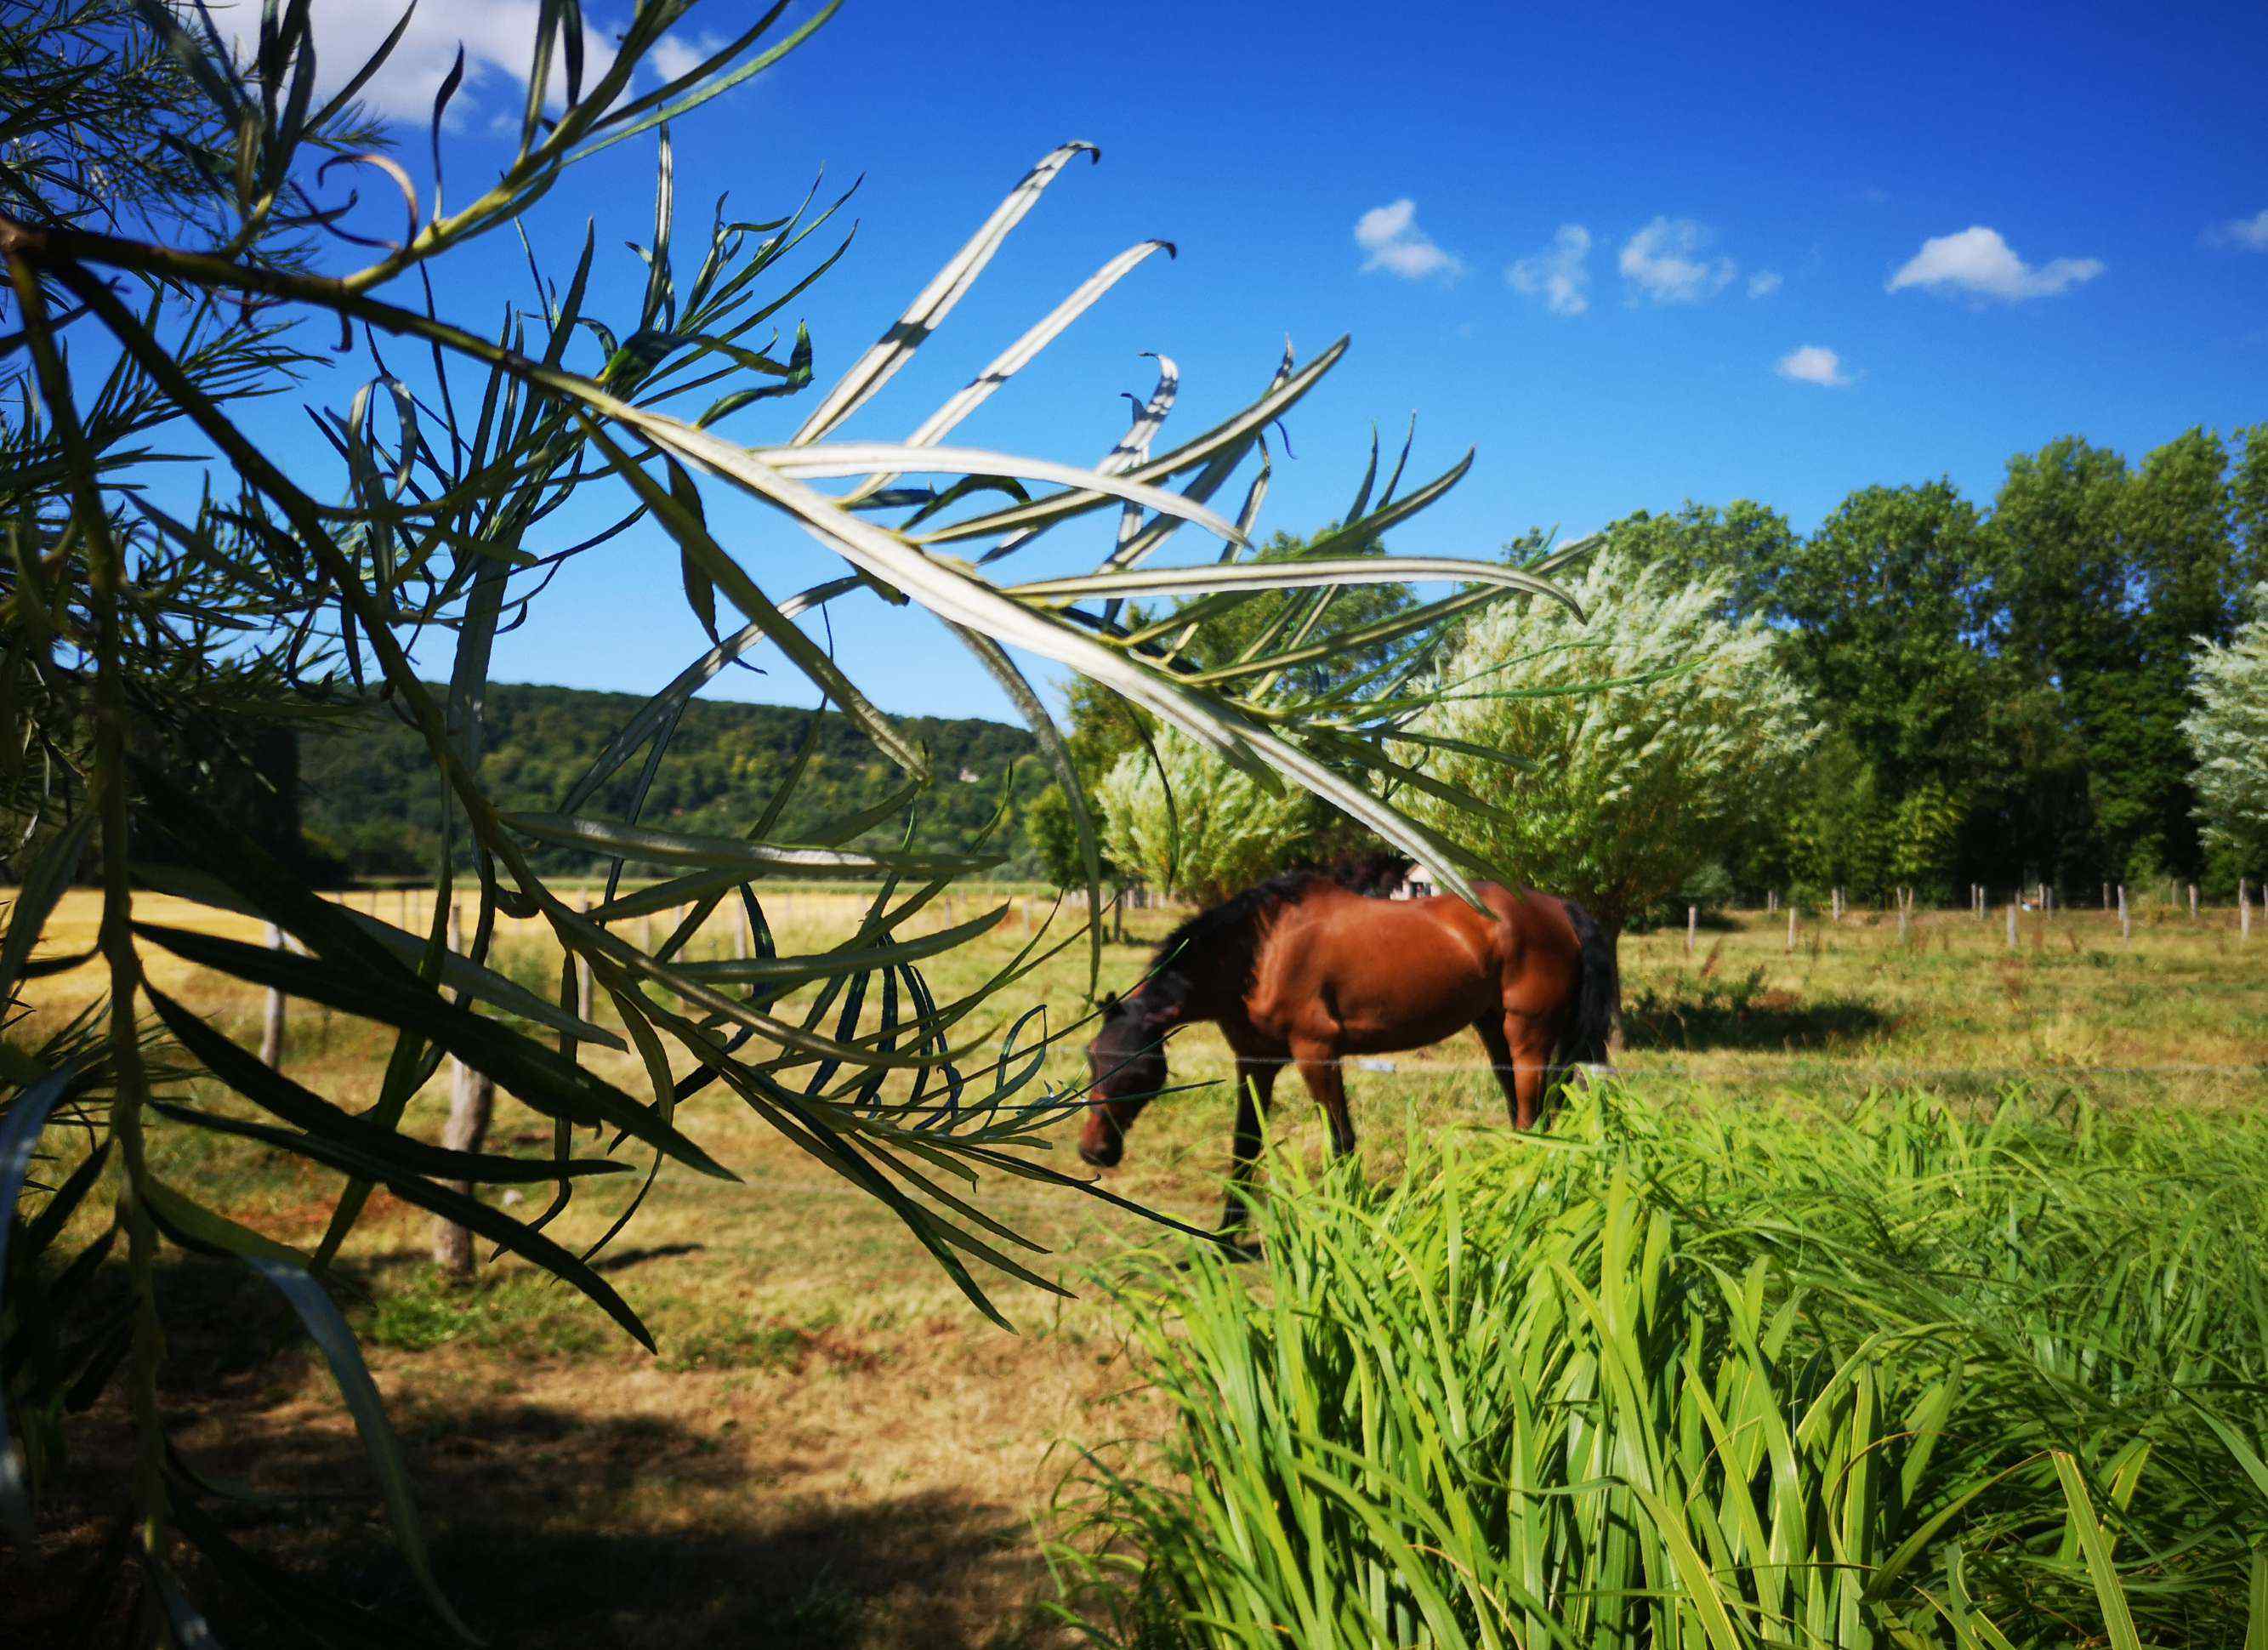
[297,682,1040,879]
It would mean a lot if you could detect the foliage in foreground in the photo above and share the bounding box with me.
[1054,1086,2268,1648]
[0,0,1585,1637]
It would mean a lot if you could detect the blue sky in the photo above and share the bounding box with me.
[211,0,2268,721]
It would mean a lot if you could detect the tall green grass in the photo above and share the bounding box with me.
[1052,1086,2268,1647]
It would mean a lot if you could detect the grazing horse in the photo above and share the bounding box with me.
[1078,868,1616,1233]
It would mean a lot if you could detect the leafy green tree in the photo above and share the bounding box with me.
[2185,583,2268,876]
[1773,481,2000,805]
[1887,781,1965,896]
[1398,549,1815,956]
[1596,498,1799,623]
[1994,428,2268,882]
[1780,730,1890,899]
[1026,779,1114,887]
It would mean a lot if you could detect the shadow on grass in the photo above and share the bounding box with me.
[1623,972,1894,1053]
[294,1404,1035,1650]
[11,1257,1053,1650]
[593,1241,708,1274]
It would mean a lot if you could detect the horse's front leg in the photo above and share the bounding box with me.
[1219,1053,1280,1238]
[1292,1040,1356,1158]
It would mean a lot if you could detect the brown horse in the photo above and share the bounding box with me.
[1079,868,1616,1233]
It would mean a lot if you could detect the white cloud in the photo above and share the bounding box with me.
[210,3,719,126]
[1619,217,1737,304]
[1747,270,1783,299]
[1885,225,2103,300]
[1355,198,1465,282]
[1505,225,1592,316]
[2206,209,2268,251]
[1776,344,1853,387]
[648,30,730,84]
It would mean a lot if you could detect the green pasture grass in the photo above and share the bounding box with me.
[1050,1084,2268,1649]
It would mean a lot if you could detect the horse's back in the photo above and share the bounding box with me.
[1242,880,1577,1054]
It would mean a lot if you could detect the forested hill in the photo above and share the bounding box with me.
[297,682,1039,878]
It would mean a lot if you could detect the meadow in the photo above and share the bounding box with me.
[9,885,2266,1647]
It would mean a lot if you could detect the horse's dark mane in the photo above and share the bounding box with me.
[1137,854,1413,1010]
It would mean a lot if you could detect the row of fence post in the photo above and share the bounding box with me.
[1728,880,2259,953]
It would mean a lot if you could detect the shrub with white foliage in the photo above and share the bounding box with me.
[2185,583,2268,873]
[1398,549,1816,937]
[1097,725,1318,905]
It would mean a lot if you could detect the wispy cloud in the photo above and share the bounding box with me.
[210,3,711,126]
[1886,226,2103,300]
[649,30,730,84]
[1776,344,1853,387]
[1506,225,1593,316]
[1355,198,1466,282]
[2205,209,2268,251]
[1619,217,1737,304]
[1747,270,1783,299]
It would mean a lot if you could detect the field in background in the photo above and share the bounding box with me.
[9,887,2267,1647]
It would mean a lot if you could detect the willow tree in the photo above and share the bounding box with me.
[1097,724,1318,903]
[0,0,1581,1637]
[1396,549,1812,954]
[2186,583,2268,879]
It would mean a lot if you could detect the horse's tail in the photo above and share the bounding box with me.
[1552,897,1617,1101]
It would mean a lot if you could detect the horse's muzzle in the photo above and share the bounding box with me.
[1077,1129,1122,1169]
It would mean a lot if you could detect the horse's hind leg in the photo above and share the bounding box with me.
[1475,1018,1524,1126]
[1503,1014,1560,1130]
[1292,1041,1356,1158]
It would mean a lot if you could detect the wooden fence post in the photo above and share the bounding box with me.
[2006,901,2018,953]
[2189,884,2198,921]
[1767,889,1777,914]
[432,907,495,1279]
[2242,880,2253,942]
[1786,905,1796,955]
[2117,885,2130,943]
[577,896,595,1021]
[260,923,287,1067]
[1686,905,1697,958]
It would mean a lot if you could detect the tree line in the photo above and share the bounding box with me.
[1045,424,2266,912]
[1611,424,2265,900]
[292,682,1038,879]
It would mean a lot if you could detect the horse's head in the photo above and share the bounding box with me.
[1079,989,1179,1168]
